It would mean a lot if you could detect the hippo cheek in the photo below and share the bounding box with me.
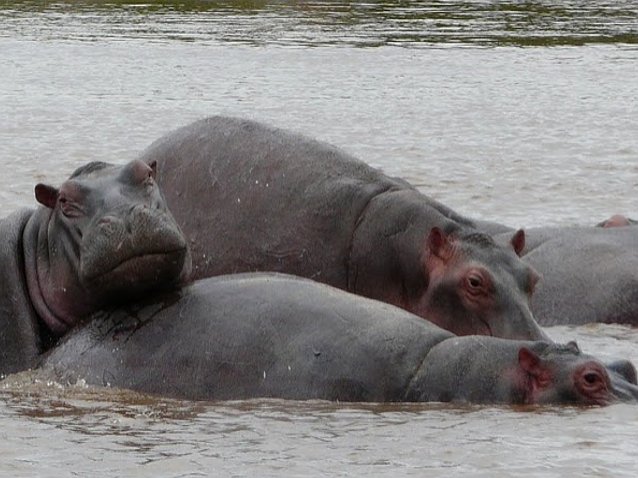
[410,288,494,336]
[415,302,493,337]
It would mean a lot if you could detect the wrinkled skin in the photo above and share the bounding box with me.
[141,116,545,340]
[40,274,638,406]
[483,222,638,326]
[0,159,191,375]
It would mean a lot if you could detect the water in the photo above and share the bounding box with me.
[1,1,638,476]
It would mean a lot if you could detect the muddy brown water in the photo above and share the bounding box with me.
[1,1,638,476]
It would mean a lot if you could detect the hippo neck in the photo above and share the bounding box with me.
[22,207,85,336]
[0,209,42,375]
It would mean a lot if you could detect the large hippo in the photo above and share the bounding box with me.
[40,274,638,406]
[0,159,191,376]
[140,116,545,340]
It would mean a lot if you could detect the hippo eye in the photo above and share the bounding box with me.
[468,276,482,288]
[466,273,484,292]
[584,372,601,385]
[464,270,490,298]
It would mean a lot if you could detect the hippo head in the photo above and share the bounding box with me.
[407,336,638,405]
[24,159,192,336]
[411,227,546,340]
[514,341,638,406]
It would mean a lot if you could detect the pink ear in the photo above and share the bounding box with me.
[510,229,525,257]
[34,184,59,209]
[427,227,451,260]
[518,347,541,375]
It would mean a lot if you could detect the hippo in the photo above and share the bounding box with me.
[139,116,545,340]
[40,274,638,406]
[0,159,191,376]
[469,219,638,326]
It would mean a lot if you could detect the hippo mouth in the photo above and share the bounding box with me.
[81,248,188,289]
[477,317,494,337]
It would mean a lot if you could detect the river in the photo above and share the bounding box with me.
[1,1,638,476]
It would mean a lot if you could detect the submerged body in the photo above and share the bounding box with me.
[41,274,638,406]
[0,160,191,375]
[141,116,544,340]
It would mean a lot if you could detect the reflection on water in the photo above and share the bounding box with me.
[2,0,637,47]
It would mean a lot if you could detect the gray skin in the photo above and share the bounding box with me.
[40,274,638,406]
[477,221,638,326]
[140,116,546,341]
[0,159,191,376]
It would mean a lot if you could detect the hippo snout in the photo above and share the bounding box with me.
[79,205,190,287]
[610,374,638,403]
[608,361,638,403]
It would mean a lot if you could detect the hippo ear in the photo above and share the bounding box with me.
[518,347,552,383]
[566,341,580,353]
[510,229,525,257]
[34,184,59,209]
[518,347,552,402]
[518,347,541,374]
[427,227,452,261]
[148,160,157,179]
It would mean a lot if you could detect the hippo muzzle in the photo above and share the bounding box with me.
[80,203,191,294]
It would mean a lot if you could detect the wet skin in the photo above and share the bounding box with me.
[40,274,638,406]
[140,116,545,341]
[0,159,191,375]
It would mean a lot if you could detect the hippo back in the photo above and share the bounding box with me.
[41,274,453,401]
[141,116,407,286]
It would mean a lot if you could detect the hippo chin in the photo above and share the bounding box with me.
[1,159,191,376]
[40,274,638,406]
[140,116,545,341]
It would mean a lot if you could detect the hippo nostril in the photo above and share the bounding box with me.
[99,216,116,226]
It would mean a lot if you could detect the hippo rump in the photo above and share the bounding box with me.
[0,159,191,376]
[40,274,638,406]
[139,116,545,341]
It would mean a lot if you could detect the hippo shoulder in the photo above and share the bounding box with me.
[0,208,41,375]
